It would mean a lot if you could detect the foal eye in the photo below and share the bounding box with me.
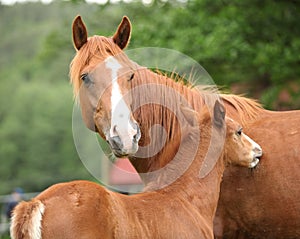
[128,73,135,81]
[105,48,112,54]
[236,128,243,136]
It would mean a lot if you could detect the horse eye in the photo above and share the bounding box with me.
[128,73,135,81]
[80,73,90,83]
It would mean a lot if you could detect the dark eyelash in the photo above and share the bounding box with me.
[80,73,90,83]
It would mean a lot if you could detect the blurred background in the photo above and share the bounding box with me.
[0,0,299,236]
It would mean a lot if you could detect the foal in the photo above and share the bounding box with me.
[11,101,260,239]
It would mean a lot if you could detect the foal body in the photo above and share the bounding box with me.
[11,103,248,239]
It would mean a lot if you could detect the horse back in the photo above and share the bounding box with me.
[216,110,300,238]
[11,180,117,239]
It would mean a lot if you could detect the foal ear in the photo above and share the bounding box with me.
[72,15,88,51]
[213,100,226,128]
[113,16,131,50]
[180,105,199,127]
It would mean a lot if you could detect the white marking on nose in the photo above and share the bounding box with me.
[243,134,262,154]
[243,133,262,168]
[105,56,137,150]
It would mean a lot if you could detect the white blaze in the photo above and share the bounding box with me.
[105,56,136,150]
[243,133,262,153]
[243,133,262,168]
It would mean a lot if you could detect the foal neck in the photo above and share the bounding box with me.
[141,120,226,223]
[139,108,225,198]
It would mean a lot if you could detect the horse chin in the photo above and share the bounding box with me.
[113,150,129,158]
[112,145,139,158]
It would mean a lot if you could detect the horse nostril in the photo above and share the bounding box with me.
[109,135,123,150]
[112,125,118,136]
[133,126,141,143]
[254,147,262,157]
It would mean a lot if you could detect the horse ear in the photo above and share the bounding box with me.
[180,105,199,127]
[113,16,131,50]
[72,15,88,51]
[213,100,226,128]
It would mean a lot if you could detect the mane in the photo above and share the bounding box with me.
[69,35,263,125]
[158,69,264,123]
[220,94,264,123]
[153,69,194,88]
[69,36,122,97]
[129,67,221,174]
[155,68,264,124]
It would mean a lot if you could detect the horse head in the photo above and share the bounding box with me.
[71,16,141,157]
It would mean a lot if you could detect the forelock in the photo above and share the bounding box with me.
[69,36,122,98]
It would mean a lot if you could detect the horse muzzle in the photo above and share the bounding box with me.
[107,126,141,157]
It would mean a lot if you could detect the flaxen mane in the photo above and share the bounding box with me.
[221,94,264,123]
[70,36,122,97]
[69,35,263,125]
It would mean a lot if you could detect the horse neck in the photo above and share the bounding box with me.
[124,66,226,220]
[129,68,205,174]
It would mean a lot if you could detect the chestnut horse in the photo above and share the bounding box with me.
[69,16,300,238]
[11,101,260,239]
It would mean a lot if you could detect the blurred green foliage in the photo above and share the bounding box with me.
[0,0,299,194]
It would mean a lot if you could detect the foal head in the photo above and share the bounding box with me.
[199,101,261,175]
[196,101,261,180]
[207,101,262,169]
[71,16,142,157]
[223,108,262,168]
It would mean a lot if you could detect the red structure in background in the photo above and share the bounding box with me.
[109,159,143,194]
